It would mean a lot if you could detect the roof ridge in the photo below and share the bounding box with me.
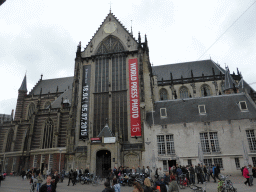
[83,12,137,51]
[152,59,212,67]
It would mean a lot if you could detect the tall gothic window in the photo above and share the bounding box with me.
[160,88,168,100]
[5,129,14,152]
[42,118,54,149]
[201,84,211,97]
[27,102,35,119]
[180,86,189,99]
[93,36,128,139]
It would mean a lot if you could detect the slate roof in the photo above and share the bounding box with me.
[29,77,73,95]
[51,89,72,108]
[146,93,256,126]
[98,123,114,137]
[152,59,225,80]
[19,75,27,92]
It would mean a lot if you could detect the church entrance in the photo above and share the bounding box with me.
[96,150,111,178]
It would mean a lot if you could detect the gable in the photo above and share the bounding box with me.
[82,12,138,58]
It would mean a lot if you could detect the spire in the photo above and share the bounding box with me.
[19,74,27,92]
[138,32,141,44]
[224,66,235,92]
[131,20,133,35]
[76,41,81,58]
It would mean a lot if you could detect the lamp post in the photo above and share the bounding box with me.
[59,149,62,173]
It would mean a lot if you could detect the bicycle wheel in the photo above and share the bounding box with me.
[80,180,85,185]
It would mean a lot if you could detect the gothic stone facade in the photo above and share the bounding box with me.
[1,12,256,176]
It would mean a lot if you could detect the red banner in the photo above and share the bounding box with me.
[129,58,141,137]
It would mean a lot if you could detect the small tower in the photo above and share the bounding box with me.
[14,74,28,121]
[223,67,237,94]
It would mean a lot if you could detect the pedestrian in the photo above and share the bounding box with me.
[102,181,115,192]
[36,173,43,192]
[189,165,195,185]
[0,173,3,187]
[155,177,167,192]
[112,178,120,192]
[155,168,159,180]
[39,175,56,192]
[143,177,153,192]
[43,168,47,179]
[243,166,251,186]
[67,169,73,186]
[248,164,253,186]
[168,175,179,192]
[133,181,144,192]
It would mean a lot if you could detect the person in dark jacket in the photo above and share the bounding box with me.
[39,175,56,192]
[189,165,195,185]
[155,177,167,192]
[67,169,73,186]
[102,181,115,192]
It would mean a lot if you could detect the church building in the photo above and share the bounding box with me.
[0,11,256,176]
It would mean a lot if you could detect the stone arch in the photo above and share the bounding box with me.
[123,152,140,168]
[200,84,211,97]
[94,35,126,55]
[27,102,36,119]
[179,86,190,99]
[159,88,168,100]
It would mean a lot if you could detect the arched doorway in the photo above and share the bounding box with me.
[96,150,111,178]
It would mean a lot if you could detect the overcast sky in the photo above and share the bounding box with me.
[1,0,256,114]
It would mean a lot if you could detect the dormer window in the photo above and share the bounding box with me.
[160,108,167,118]
[239,101,248,111]
[198,105,206,114]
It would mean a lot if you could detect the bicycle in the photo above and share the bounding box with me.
[177,174,188,189]
[217,174,237,192]
[92,175,100,186]
[189,184,206,192]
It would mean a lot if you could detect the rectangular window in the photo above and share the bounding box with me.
[200,133,210,153]
[252,157,256,167]
[239,101,248,111]
[213,158,223,168]
[203,159,212,167]
[166,135,175,155]
[198,105,206,114]
[12,157,16,171]
[188,159,192,166]
[160,108,167,118]
[33,155,37,168]
[163,160,168,172]
[246,130,256,152]
[234,158,240,168]
[157,135,166,155]
[200,132,220,153]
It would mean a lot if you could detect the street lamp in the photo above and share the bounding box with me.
[59,149,62,173]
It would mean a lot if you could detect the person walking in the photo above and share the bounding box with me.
[248,164,253,186]
[0,173,3,187]
[36,173,43,192]
[39,175,56,192]
[67,169,73,186]
[155,168,159,180]
[243,166,251,186]
[112,178,120,192]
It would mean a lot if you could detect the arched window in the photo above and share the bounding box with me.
[44,101,51,109]
[221,83,225,93]
[27,102,35,119]
[5,129,14,152]
[42,118,54,149]
[160,88,168,100]
[180,86,189,99]
[96,35,124,54]
[201,84,211,97]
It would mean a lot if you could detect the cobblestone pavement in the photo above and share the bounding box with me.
[0,175,256,192]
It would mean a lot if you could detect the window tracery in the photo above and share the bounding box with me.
[42,118,54,149]
[5,129,14,152]
[200,84,211,97]
[180,86,189,99]
[160,88,168,100]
